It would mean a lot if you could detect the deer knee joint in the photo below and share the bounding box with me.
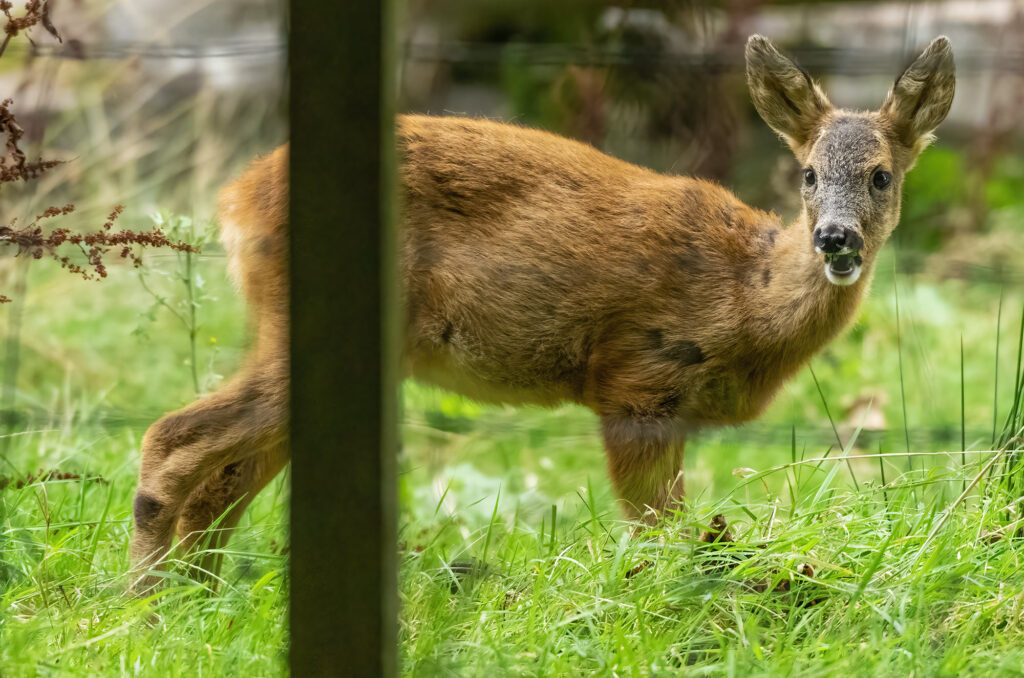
[133,493,165,529]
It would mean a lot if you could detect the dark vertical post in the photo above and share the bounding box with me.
[289,0,397,675]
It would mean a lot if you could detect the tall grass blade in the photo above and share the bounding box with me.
[893,271,912,469]
[961,335,967,497]
[808,364,845,463]
[481,485,501,564]
[850,526,895,605]
[993,305,1024,498]
[914,443,1011,566]
[992,288,1003,445]
[878,440,888,506]
[998,305,1024,448]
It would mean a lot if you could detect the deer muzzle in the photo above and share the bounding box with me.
[813,224,863,287]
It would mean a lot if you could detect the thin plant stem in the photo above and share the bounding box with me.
[993,288,1003,445]
[808,365,842,451]
[878,440,888,506]
[1,259,29,454]
[136,268,189,328]
[809,364,859,490]
[183,246,200,395]
[893,266,912,470]
[961,334,967,497]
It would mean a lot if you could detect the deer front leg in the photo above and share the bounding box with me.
[130,368,286,592]
[600,414,686,524]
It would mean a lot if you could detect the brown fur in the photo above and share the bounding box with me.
[129,36,955,590]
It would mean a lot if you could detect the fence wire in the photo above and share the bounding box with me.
[26,38,284,60]
[18,40,1024,75]
[402,42,1024,74]
[0,400,1009,452]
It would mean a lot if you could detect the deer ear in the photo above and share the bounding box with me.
[745,35,831,153]
[881,36,955,157]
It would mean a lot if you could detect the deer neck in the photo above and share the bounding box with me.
[753,212,873,357]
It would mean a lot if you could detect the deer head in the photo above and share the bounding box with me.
[746,35,955,286]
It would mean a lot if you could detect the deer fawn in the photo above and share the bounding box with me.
[130,36,955,589]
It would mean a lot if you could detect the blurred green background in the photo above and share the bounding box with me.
[4,0,1020,509]
[1,1,1023,674]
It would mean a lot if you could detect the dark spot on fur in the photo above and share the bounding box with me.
[762,268,771,287]
[674,249,708,275]
[258,237,279,256]
[133,494,163,527]
[664,339,705,366]
[255,184,281,215]
[411,240,443,271]
[657,392,681,413]
[764,229,777,247]
[646,330,705,366]
[440,322,454,344]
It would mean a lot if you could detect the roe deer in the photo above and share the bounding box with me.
[130,35,955,589]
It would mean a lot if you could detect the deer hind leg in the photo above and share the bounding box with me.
[175,444,289,584]
[600,414,686,524]
[129,368,286,592]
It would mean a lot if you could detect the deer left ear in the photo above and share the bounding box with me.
[881,36,956,158]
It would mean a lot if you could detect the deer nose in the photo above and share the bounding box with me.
[813,225,862,253]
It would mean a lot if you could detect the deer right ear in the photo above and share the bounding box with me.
[745,35,831,154]
[880,36,955,159]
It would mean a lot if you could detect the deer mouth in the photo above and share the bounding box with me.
[822,248,863,286]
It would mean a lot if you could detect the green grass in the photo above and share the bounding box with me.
[0,426,288,676]
[2,222,1024,675]
[396,247,1024,676]
[400,467,1024,676]
[1,252,289,676]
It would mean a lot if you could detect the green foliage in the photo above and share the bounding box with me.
[896,146,966,253]
[0,425,288,676]
[134,212,222,396]
[400,468,1024,676]
[3,243,1023,674]
[984,154,1024,211]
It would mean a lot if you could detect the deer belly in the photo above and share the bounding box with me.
[404,350,576,407]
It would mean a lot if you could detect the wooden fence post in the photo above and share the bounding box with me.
[289,1,397,675]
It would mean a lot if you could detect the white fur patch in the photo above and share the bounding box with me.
[218,215,245,290]
[824,262,862,286]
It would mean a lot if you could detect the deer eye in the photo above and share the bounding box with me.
[803,168,816,187]
[872,170,892,190]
